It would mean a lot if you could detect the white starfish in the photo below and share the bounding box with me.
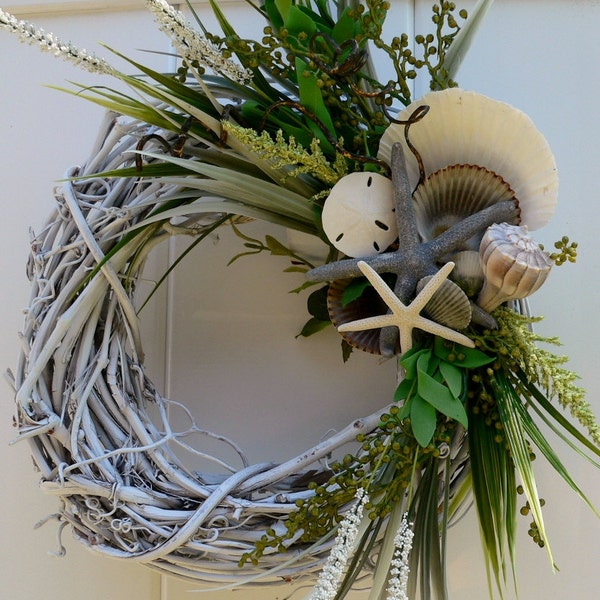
[337,261,476,354]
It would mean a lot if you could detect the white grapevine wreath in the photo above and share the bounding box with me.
[15,112,385,584]
[4,2,599,599]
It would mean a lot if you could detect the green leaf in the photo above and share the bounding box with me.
[307,285,330,321]
[341,277,370,306]
[410,395,438,447]
[264,0,285,29]
[295,58,336,152]
[439,361,463,399]
[394,377,415,403]
[400,346,430,379]
[283,4,318,38]
[341,339,353,363]
[332,8,361,43]
[296,317,330,338]
[265,235,291,256]
[417,362,468,427]
[514,394,600,517]
[434,337,495,368]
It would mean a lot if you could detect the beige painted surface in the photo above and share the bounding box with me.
[1,2,598,599]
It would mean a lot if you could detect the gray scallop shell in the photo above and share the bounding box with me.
[415,275,472,330]
[412,165,519,251]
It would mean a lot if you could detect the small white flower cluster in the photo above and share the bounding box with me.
[385,512,414,600]
[310,487,369,600]
[145,0,253,84]
[0,9,114,75]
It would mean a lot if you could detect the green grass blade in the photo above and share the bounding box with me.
[494,373,555,570]
[518,371,600,460]
[444,0,495,81]
[138,151,316,221]
[510,391,599,517]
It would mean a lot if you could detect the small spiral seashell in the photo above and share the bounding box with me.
[477,223,553,312]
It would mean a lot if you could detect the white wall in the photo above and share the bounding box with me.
[0,1,598,599]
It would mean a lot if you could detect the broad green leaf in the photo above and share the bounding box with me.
[417,366,468,427]
[296,317,330,338]
[439,361,463,400]
[410,395,438,447]
[284,5,319,38]
[295,58,336,152]
[341,277,370,306]
[434,336,495,368]
[307,285,330,321]
[332,8,360,43]
[265,235,292,256]
[264,0,285,29]
[394,377,415,403]
[400,346,429,379]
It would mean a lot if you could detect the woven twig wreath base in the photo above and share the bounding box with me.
[12,112,390,585]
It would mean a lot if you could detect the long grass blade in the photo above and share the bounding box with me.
[494,373,555,570]
[444,0,495,81]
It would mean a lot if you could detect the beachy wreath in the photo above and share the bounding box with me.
[3,1,599,599]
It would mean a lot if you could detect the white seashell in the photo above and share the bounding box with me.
[415,275,472,330]
[321,171,397,257]
[477,223,554,312]
[377,88,558,230]
[412,164,518,248]
[451,250,485,298]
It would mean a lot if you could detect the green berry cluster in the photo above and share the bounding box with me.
[239,403,452,567]
[549,236,578,265]
[517,485,547,548]
[199,1,467,160]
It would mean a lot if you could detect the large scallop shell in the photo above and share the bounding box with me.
[327,278,391,355]
[377,88,558,230]
[415,275,472,330]
[413,164,519,249]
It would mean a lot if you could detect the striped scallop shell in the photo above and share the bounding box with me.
[412,165,519,250]
[451,250,485,298]
[377,88,558,230]
[327,278,388,355]
[415,275,472,330]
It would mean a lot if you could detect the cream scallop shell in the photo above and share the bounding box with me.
[377,88,558,230]
[321,171,397,257]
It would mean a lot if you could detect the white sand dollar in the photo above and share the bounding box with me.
[321,172,397,257]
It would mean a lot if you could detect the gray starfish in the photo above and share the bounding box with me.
[307,142,518,355]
